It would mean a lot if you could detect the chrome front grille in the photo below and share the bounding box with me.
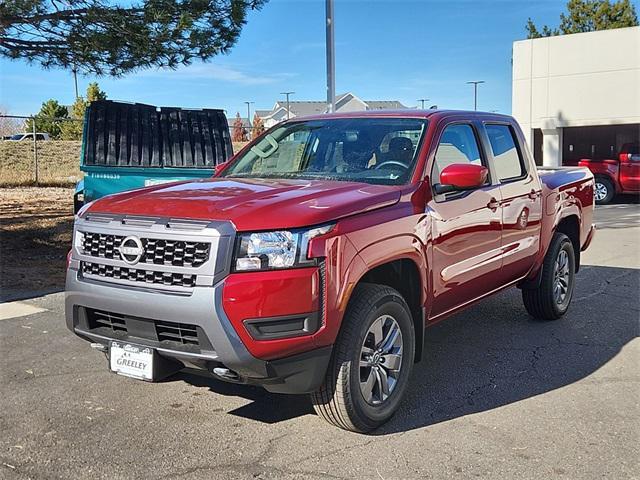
[81,261,196,288]
[81,232,210,267]
[72,214,234,291]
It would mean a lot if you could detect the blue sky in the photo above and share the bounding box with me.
[0,0,568,117]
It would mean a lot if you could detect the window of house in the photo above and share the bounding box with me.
[485,124,526,181]
[432,124,483,184]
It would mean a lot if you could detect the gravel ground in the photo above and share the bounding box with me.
[1,199,639,479]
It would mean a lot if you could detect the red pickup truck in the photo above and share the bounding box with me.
[579,142,640,204]
[66,110,595,432]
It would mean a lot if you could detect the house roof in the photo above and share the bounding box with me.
[256,93,410,120]
[273,101,328,117]
[366,100,408,110]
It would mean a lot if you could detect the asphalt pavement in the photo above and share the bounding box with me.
[1,202,638,479]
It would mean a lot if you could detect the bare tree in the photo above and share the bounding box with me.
[0,107,21,137]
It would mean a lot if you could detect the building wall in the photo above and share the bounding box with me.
[512,27,640,166]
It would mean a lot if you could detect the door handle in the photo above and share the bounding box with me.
[528,189,540,200]
[487,198,500,210]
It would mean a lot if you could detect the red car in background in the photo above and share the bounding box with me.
[579,142,640,204]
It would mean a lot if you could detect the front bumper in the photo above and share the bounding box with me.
[65,269,331,394]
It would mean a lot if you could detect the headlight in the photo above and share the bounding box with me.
[234,224,334,272]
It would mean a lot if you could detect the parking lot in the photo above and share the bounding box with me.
[1,200,638,479]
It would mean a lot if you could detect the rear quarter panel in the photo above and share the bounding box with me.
[531,167,594,278]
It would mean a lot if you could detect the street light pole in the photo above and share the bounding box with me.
[244,101,254,124]
[280,92,295,120]
[244,101,254,138]
[466,81,485,111]
[417,98,429,109]
[325,0,336,113]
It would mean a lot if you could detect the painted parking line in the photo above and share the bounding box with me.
[0,301,47,320]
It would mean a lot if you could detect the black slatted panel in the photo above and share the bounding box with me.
[150,110,161,167]
[117,105,129,166]
[130,106,140,166]
[83,100,232,168]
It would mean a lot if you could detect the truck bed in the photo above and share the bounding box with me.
[537,166,594,191]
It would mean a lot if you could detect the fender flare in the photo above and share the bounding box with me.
[335,234,428,362]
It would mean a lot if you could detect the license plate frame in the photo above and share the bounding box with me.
[109,341,155,381]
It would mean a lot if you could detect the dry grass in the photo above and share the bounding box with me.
[0,187,74,300]
[0,141,249,187]
[0,141,82,186]
[0,142,251,299]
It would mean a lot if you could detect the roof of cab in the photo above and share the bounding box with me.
[291,109,514,122]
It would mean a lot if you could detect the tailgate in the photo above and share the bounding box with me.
[82,100,233,169]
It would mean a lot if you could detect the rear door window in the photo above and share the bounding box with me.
[485,124,526,181]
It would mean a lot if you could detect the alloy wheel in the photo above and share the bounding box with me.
[553,249,571,305]
[359,315,403,405]
[594,182,608,202]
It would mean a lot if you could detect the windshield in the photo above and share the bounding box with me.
[221,118,428,185]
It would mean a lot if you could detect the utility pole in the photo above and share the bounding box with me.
[244,101,254,124]
[466,80,485,111]
[417,98,429,109]
[280,92,295,120]
[72,67,79,99]
[325,0,336,113]
[244,101,254,125]
[244,101,254,139]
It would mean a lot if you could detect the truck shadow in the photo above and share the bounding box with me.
[180,263,638,434]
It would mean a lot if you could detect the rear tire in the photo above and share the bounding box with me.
[594,177,614,205]
[522,233,575,320]
[310,283,415,433]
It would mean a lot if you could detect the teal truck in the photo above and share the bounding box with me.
[74,100,233,212]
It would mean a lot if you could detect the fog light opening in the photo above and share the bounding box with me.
[212,367,240,381]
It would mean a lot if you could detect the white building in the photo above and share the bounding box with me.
[257,92,409,128]
[512,26,639,167]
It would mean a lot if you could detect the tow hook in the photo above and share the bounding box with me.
[90,343,107,352]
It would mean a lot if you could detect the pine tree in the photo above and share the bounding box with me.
[252,113,265,139]
[1,1,268,76]
[527,0,638,38]
[25,100,69,139]
[60,82,108,140]
[232,112,247,142]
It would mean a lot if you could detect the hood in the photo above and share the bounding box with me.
[86,177,402,231]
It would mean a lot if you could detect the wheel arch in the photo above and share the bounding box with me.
[521,212,581,290]
[555,214,581,273]
[594,173,618,192]
[351,257,425,363]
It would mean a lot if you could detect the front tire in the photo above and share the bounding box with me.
[522,233,575,320]
[594,177,614,205]
[310,284,415,433]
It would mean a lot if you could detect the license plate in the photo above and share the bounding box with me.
[110,342,154,381]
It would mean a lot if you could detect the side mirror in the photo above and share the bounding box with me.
[434,163,488,194]
[214,161,228,176]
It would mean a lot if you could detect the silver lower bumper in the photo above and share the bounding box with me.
[65,268,269,379]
